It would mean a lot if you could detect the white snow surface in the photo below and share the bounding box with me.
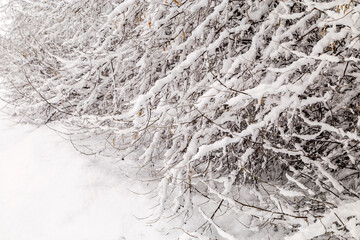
[0,108,174,240]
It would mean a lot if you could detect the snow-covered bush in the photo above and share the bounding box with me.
[1,0,360,238]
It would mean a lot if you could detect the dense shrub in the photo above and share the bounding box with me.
[1,0,360,238]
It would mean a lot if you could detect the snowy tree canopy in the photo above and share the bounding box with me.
[1,0,360,238]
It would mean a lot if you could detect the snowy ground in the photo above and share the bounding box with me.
[0,108,176,240]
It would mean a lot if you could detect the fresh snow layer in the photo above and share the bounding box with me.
[0,110,174,240]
